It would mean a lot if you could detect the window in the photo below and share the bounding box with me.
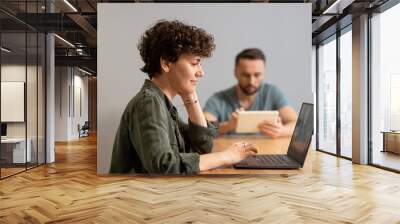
[339,28,352,158]
[370,2,400,171]
[317,36,337,155]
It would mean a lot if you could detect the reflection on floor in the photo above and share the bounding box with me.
[0,167,25,178]
[0,163,40,178]
[373,150,400,171]
[341,147,352,158]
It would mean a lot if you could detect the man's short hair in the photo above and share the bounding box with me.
[235,48,266,67]
[138,20,215,78]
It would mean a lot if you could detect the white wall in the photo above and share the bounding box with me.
[55,67,69,141]
[97,3,312,174]
[55,67,89,141]
[0,64,25,124]
[73,73,89,137]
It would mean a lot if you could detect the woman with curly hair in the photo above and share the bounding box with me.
[110,20,257,174]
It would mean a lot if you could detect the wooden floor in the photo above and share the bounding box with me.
[1,134,400,223]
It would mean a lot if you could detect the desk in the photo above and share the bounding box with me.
[382,131,400,154]
[1,138,31,164]
[201,136,312,175]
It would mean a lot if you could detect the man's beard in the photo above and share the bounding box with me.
[239,84,260,96]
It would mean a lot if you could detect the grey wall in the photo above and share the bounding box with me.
[97,3,312,174]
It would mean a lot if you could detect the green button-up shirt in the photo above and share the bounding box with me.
[110,79,218,174]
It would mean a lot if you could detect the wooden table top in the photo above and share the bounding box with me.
[200,135,312,175]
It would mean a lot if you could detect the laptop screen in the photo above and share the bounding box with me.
[287,103,314,165]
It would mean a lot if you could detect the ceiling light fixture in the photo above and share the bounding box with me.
[1,47,11,53]
[76,48,84,55]
[322,0,355,15]
[323,0,344,15]
[78,67,93,76]
[63,0,78,12]
[54,34,75,48]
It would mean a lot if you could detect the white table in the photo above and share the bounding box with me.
[1,138,32,163]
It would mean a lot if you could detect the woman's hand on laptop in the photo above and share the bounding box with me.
[258,116,283,138]
[221,141,258,166]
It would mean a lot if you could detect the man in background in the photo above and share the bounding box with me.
[203,48,297,137]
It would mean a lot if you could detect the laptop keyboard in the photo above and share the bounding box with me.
[239,154,300,167]
[256,155,292,165]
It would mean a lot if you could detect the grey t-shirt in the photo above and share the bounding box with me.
[204,83,289,123]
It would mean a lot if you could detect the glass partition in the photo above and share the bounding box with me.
[1,31,28,177]
[0,1,46,179]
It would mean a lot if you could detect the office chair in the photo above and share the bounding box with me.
[79,121,90,138]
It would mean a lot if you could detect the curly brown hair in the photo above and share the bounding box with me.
[138,20,215,78]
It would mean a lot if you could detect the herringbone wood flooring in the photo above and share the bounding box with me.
[1,134,400,223]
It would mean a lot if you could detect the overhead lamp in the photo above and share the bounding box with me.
[63,0,78,12]
[322,0,355,15]
[76,48,86,56]
[54,34,75,48]
[78,67,93,76]
[1,47,11,53]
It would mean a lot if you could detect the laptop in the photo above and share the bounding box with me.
[234,103,314,169]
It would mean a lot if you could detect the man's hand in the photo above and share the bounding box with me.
[227,107,244,131]
[258,116,283,138]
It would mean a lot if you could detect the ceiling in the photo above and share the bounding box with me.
[0,0,392,75]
